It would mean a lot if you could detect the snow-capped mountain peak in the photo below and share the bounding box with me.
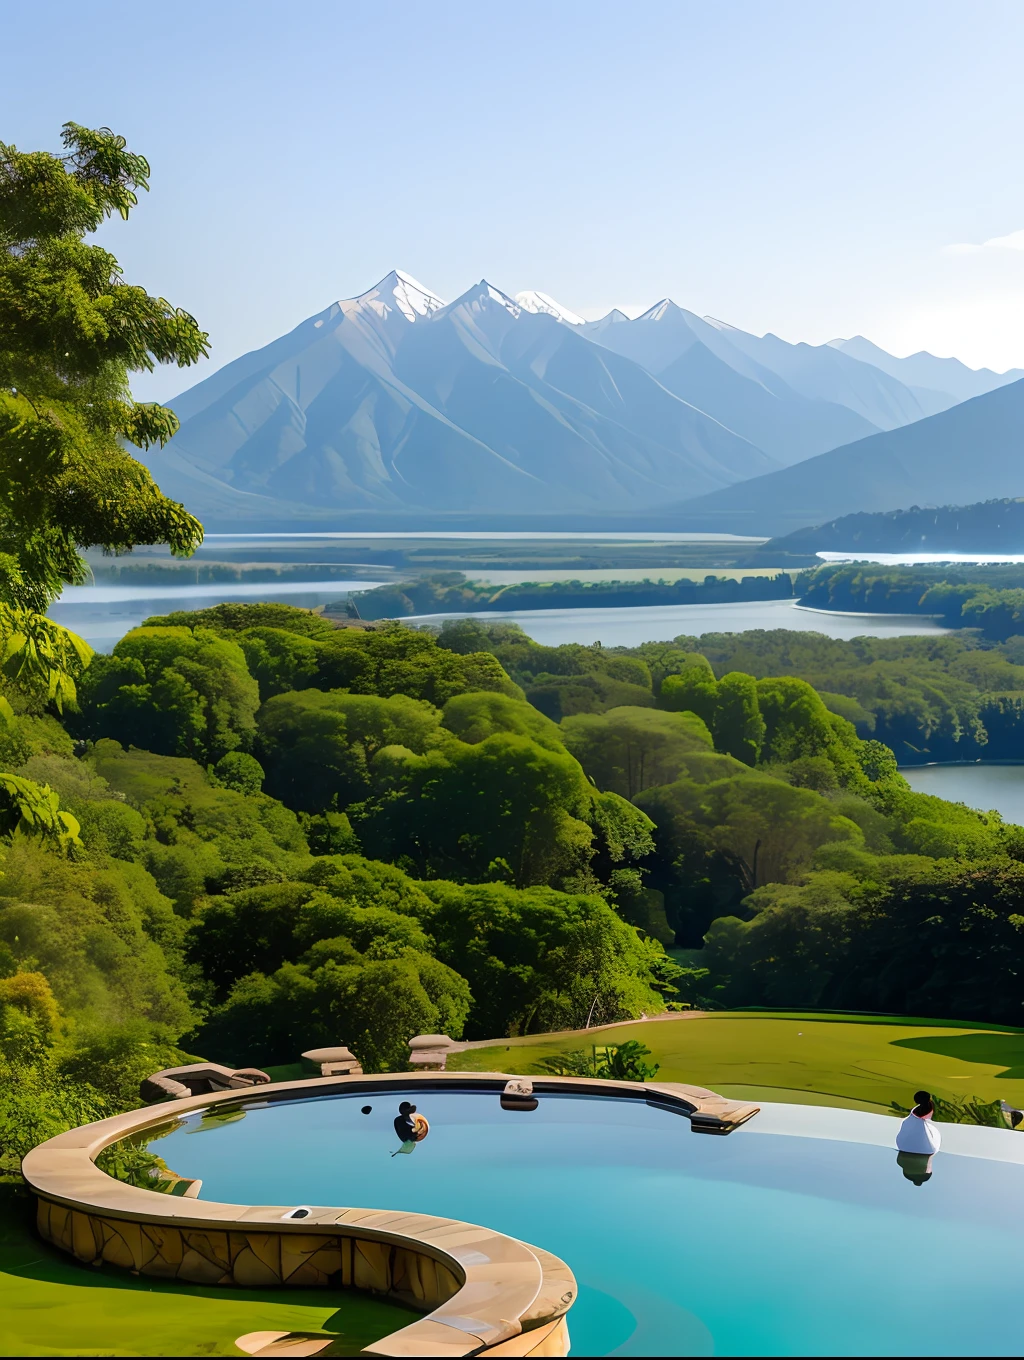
[347,269,446,323]
[450,280,524,317]
[514,290,585,326]
[391,269,446,320]
[639,299,684,323]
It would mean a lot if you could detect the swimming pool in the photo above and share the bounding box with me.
[122,1084,1024,1357]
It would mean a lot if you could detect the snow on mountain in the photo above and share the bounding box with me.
[514,290,585,326]
[343,268,446,323]
[482,282,523,316]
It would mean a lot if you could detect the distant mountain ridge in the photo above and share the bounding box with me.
[672,377,1024,537]
[146,270,1022,524]
[827,336,1024,405]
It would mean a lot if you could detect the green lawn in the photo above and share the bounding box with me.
[448,1010,1024,1115]
[0,1180,416,1358]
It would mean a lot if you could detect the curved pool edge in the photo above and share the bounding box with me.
[23,1069,753,1357]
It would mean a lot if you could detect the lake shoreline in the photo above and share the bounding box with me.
[900,760,1024,768]
[900,763,1024,824]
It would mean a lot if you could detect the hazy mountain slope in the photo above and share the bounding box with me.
[673,377,1024,536]
[472,288,773,483]
[828,335,1024,405]
[582,300,889,464]
[701,319,948,426]
[152,273,774,518]
[652,339,877,463]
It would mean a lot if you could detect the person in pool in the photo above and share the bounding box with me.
[896,1089,941,1155]
[394,1101,418,1142]
[392,1101,430,1153]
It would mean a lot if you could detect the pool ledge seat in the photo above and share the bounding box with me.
[646,1080,760,1134]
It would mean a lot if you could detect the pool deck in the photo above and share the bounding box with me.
[20,1071,757,1356]
[746,1101,1024,1161]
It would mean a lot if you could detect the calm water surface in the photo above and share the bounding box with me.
[128,1089,1024,1357]
[50,580,382,651]
[409,599,949,648]
[901,763,1024,825]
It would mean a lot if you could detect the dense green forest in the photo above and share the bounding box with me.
[347,571,797,619]
[428,617,1024,765]
[801,562,1024,640]
[670,626,1024,764]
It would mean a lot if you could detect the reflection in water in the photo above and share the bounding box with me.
[183,1106,249,1135]
[897,1151,935,1186]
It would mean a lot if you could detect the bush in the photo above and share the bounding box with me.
[535,1040,659,1082]
[214,751,265,795]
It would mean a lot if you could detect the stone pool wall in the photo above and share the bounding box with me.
[35,1194,461,1304]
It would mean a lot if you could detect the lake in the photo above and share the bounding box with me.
[53,587,951,654]
[408,599,949,647]
[901,764,1024,826]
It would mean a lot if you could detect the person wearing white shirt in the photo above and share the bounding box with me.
[896,1090,942,1153]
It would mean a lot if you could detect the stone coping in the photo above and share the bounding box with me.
[21,1072,757,1355]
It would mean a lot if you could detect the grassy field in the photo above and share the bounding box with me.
[0,1180,416,1358]
[448,1010,1024,1115]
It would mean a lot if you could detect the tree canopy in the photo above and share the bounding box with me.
[0,123,207,612]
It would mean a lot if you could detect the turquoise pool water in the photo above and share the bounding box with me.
[131,1090,1023,1356]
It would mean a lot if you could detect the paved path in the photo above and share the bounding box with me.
[461,1010,707,1051]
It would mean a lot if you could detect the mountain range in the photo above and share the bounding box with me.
[144,270,1024,527]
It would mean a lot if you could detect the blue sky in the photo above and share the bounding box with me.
[8,0,1024,399]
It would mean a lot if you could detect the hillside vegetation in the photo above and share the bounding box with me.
[757,497,1024,562]
[800,562,1024,644]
